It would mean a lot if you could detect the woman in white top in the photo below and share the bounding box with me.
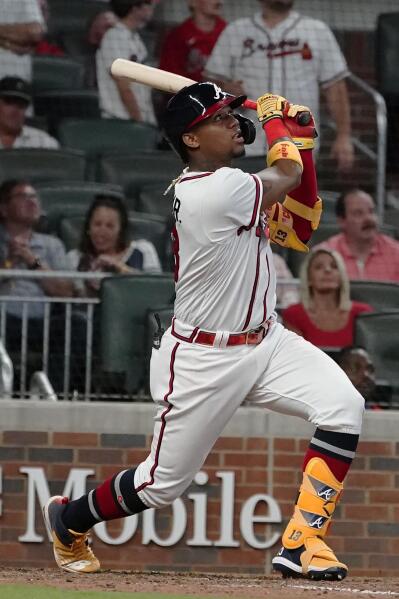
[67,194,161,296]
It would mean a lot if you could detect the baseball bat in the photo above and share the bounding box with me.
[110,59,311,125]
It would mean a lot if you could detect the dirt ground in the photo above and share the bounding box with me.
[1,568,399,599]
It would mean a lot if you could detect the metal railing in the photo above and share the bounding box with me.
[0,269,299,401]
[325,73,388,222]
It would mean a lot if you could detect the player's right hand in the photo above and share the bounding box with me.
[256,93,287,124]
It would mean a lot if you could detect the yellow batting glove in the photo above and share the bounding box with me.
[257,93,287,125]
[286,104,312,119]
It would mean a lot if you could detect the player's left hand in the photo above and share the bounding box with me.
[282,103,317,148]
[330,134,354,172]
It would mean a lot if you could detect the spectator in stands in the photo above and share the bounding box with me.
[0,179,80,392]
[273,251,299,309]
[67,195,162,297]
[337,346,392,409]
[35,0,65,57]
[96,0,156,123]
[315,188,399,282]
[159,0,226,82]
[0,76,59,149]
[205,0,354,171]
[0,0,44,82]
[282,248,372,348]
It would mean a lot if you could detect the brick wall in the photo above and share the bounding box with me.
[1,428,398,576]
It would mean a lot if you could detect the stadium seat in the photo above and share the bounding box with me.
[34,91,100,126]
[143,306,174,391]
[36,182,125,233]
[137,184,174,218]
[59,212,169,264]
[318,190,340,222]
[99,275,175,394]
[47,0,106,37]
[98,151,181,199]
[354,312,399,395]
[57,119,159,157]
[0,149,86,185]
[350,281,399,312]
[32,56,85,93]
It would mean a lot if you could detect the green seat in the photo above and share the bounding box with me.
[36,182,125,234]
[47,0,106,36]
[143,306,175,392]
[138,184,174,219]
[350,281,399,312]
[59,212,168,264]
[32,56,85,93]
[354,312,399,394]
[99,151,181,199]
[0,149,86,185]
[58,119,159,157]
[34,91,100,124]
[100,275,175,394]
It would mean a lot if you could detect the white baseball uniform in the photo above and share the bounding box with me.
[133,167,364,509]
[0,0,44,82]
[205,11,349,156]
[96,22,156,124]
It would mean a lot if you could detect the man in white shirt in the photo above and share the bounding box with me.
[205,0,354,171]
[0,0,44,82]
[96,0,156,124]
[0,76,59,150]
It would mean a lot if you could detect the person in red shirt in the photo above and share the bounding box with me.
[159,0,226,82]
[315,188,399,282]
[282,248,372,348]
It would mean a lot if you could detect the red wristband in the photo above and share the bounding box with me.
[263,118,291,146]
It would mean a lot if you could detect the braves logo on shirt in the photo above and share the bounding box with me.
[241,38,313,61]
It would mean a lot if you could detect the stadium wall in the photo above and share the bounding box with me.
[0,401,398,576]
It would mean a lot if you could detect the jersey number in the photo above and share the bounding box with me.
[171,225,180,282]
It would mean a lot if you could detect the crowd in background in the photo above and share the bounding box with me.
[0,0,398,404]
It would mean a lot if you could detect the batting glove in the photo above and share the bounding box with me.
[257,93,287,125]
[282,103,317,150]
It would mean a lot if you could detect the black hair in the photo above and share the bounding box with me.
[110,0,147,18]
[80,194,129,256]
[0,179,31,205]
[335,188,374,218]
[336,345,369,368]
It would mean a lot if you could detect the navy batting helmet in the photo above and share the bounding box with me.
[162,82,255,160]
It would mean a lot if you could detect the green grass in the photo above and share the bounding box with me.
[0,587,208,599]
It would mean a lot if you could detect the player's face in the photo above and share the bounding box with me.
[340,191,378,244]
[3,184,41,226]
[188,106,245,162]
[344,349,376,400]
[308,252,341,294]
[0,97,28,135]
[190,0,224,18]
[89,207,122,254]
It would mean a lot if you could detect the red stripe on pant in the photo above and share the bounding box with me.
[94,475,126,520]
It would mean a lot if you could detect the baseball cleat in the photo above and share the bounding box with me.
[43,495,100,574]
[272,541,348,581]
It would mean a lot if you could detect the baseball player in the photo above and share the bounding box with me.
[44,83,364,581]
[204,0,354,171]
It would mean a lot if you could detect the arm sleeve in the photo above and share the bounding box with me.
[20,0,44,24]
[204,24,235,80]
[316,22,349,87]
[201,168,262,243]
[137,240,162,274]
[45,237,70,270]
